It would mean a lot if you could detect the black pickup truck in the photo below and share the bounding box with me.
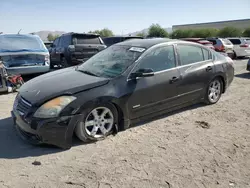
[49,33,106,68]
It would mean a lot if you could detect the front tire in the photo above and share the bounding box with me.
[205,78,223,104]
[75,103,118,143]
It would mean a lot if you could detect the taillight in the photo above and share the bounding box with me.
[220,45,225,52]
[240,44,249,47]
[45,54,50,65]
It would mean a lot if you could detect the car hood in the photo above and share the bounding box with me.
[19,67,110,105]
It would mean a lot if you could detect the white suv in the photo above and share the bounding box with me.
[227,38,250,58]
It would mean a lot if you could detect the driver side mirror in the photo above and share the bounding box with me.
[129,68,155,80]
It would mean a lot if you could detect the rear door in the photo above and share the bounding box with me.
[127,45,181,119]
[72,34,106,62]
[221,38,234,54]
[176,44,215,102]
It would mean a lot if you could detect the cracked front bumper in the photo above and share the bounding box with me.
[11,110,81,149]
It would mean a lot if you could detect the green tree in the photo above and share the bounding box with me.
[147,24,168,38]
[171,28,219,39]
[136,32,146,38]
[47,33,59,41]
[171,29,194,38]
[193,28,218,38]
[218,27,242,37]
[243,28,250,37]
[88,28,114,37]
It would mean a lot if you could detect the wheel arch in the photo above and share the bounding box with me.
[76,96,127,132]
[212,74,226,93]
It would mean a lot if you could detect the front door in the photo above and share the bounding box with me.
[127,45,181,119]
[176,44,215,102]
[50,38,59,63]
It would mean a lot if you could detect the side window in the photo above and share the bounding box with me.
[208,39,216,45]
[58,37,63,47]
[228,39,241,45]
[53,38,59,47]
[137,45,176,72]
[202,48,211,60]
[177,45,204,65]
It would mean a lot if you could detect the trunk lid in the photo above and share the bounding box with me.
[72,34,106,60]
[1,53,47,68]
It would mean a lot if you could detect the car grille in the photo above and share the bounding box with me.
[14,95,32,115]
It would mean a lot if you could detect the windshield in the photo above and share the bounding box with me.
[0,35,47,53]
[78,45,144,78]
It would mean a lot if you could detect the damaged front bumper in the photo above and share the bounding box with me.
[11,110,82,149]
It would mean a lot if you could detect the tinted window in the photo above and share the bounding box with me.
[177,45,203,65]
[207,39,216,45]
[202,48,211,60]
[137,45,176,72]
[72,35,101,44]
[58,37,63,47]
[53,38,59,46]
[228,39,241,45]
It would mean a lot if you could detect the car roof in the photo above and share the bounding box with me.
[0,34,41,39]
[115,38,178,49]
[62,32,100,37]
[103,36,143,39]
[181,38,206,41]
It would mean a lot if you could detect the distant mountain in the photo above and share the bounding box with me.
[127,27,172,36]
[31,31,66,41]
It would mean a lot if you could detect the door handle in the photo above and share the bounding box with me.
[170,76,179,83]
[206,66,212,72]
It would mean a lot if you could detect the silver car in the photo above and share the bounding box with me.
[227,38,250,58]
[0,34,50,75]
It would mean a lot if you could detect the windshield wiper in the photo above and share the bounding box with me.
[77,69,99,77]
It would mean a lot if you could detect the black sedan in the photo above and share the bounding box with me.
[12,38,234,149]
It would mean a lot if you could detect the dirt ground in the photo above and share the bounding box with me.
[0,60,249,188]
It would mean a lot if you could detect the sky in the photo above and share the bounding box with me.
[1,0,250,35]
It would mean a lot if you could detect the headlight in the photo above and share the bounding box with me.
[33,96,76,118]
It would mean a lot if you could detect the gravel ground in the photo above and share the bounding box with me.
[0,59,249,188]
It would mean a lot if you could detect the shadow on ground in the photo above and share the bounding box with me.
[0,117,63,159]
[130,103,205,128]
[235,72,250,79]
[0,103,205,159]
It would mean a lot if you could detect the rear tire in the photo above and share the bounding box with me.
[204,78,223,105]
[60,57,70,68]
[75,103,118,143]
[232,51,237,59]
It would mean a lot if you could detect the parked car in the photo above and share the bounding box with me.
[227,38,250,58]
[43,41,53,49]
[207,38,234,58]
[0,34,50,75]
[102,36,143,47]
[49,32,106,68]
[12,38,234,149]
[181,38,215,50]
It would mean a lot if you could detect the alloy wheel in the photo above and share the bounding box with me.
[208,80,221,103]
[84,107,114,138]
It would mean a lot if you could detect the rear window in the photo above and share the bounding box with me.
[221,39,233,45]
[227,39,241,45]
[207,39,216,45]
[72,35,101,44]
[0,34,47,53]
